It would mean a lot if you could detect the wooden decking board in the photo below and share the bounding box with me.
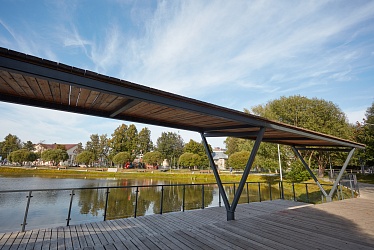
[167,230,210,250]
[109,220,134,240]
[215,221,299,250]
[121,218,149,238]
[63,228,73,250]
[70,225,81,249]
[192,227,247,250]
[91,222,112,245]
[113,218,140,240]
[182,228,228,250]
[57,228,65,250]
[48,229,58,250]
[85,222,103,246]
[233,218,337,250]
[103,221,129,242]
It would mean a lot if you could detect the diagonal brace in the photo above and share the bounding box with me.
[200,133,231,213]
[292,146,328,197]
[327,148,355,201]
[230,127,265,219]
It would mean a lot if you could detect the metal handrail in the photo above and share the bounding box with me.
[0,180,357,232]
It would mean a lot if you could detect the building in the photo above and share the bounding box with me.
[212,147,228,170]
[33,143,79,166]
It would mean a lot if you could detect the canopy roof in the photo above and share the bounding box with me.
[0,48,364,149]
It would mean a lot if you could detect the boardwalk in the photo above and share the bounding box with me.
[1,185,373,249]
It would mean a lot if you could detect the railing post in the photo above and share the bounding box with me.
[281,181,284,199]
[103,187,110,221]
[279,182,282,199]
[258,182,261,202]
[21,191,33,232]
[246,182,250,203]
[305,184,309,203]
[233,183,236,199]
[340,183,344,200]
[66,189,75,226]
[349,179,354,198]
[201,185,205,209]
[292,183,296,201]
[182,185,186,212]
[269,182,272,201]
[160,185,164,215]
[218,187,222,207]
[134,187,139,218]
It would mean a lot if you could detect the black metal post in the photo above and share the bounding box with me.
[134,187,139,218]
[160,185,164,214]
[258,182,261,202]
[21,191,33,232]
[233,183,236,199]
[201,185,205,209]
[246,182,250,203]
[103,187,110,221]
[218,188,222,207]
[182,185,186,212]
[292,183,296,201]
[66,189,75,226]
[281,181,284,199]
[305,184,309,203]
[269,182,272,201]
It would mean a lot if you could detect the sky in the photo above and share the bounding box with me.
[0,0,374,149]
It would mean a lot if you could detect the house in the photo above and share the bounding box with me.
[212,147,228,170]
[33,143,79,166]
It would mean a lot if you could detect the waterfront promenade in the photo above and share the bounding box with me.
[1,184,373,249]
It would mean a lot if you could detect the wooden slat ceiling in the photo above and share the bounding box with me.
[0,48,365,149]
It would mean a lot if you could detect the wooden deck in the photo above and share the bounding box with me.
[1,188,374,249]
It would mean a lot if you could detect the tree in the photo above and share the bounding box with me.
[9,149,37,166]
[178,152,202,168]
[1,134,22,159]
[156,132,184,162]
[85,134,110,165]
[138,127,153,154]
[142,151,163,166]
[251,95,353,177]
[41,149,69,166]
[112,152,131,167]
[356,102,374,167]
[22,141,34,151]
[228,151,250,170]
[108,124,139,158]
[76,151,96,167]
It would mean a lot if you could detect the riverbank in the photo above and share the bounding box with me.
[0,166,262,183]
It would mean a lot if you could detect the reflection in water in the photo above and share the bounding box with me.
[1,176,342,233]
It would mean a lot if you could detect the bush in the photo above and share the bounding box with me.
[286,161,311,182]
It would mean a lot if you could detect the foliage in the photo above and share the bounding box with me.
[355,102,374,167]
[85,134,110,165]
[286,161,311,183]
[228,151,250,170]
[9,149,37,166]
[41,149,69,166]
[22,141,34,151]
[178,152,202,168]
[156,132,184,161]
[1,134,22,159]
[76,151,96,166]
[112,152,131,166]
[138,127,153,154]
[251,95,353,176]
[142,151,163,166]
[184,139,210,168]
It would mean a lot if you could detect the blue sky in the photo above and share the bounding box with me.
[1,0,374,148]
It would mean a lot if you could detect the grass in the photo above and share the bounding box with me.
[356,173,374,184]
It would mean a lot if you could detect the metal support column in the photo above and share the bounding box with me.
[201,133,231,219]
[230,127,265,220]
[327,148,355,201]
[291,146,328,197]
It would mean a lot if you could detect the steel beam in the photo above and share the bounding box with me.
[200,133,231,218]
[230,127,265,218]
[327,148,355,201]
[291,146,328,197]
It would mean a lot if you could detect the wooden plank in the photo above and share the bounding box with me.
[33,229,45,250]
[76,223,88,248]
[56,228,65,250]
[84,91,101,108]
[16,230,32,250]
[41,229,51,250]
[23,76,44,99]
[37,78,53,102]
[25,230,38,250]
[90,222,110,245]
[69,226,81,249]
[49,229,58,250]
[49,81,61,103]
[80,223,95,247]
[85,223,103,246]
[9,72,35,97]
[63,228,73,250]
[0,70,24,96]
[59,82,70,105]
[76,88,90,106]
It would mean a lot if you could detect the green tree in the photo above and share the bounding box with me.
[156,132,184,162]
[286,161,311,182]
[138,127,153,154]
[178,152,202,168]
[85,134,109,165]
[142,151,163,166]
[41,149,69,166]
[108,124,139,158]
[228,151,251,170]
[356,102,374,167]
[251,95,353,177]
[9,149,37,166]
[1,134,22,159]
[22,141,34,151]
[112,152,131,167]
[76,151,96,167]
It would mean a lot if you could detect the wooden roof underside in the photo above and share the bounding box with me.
[0,48,365,149]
